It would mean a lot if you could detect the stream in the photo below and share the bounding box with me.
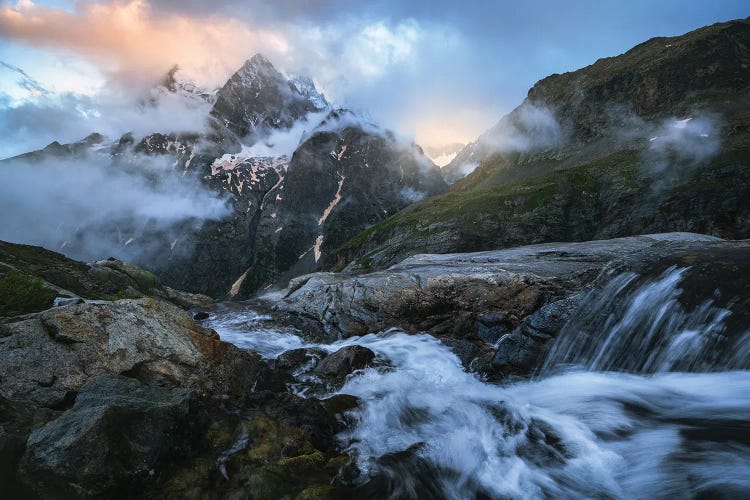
[206,267,750,499]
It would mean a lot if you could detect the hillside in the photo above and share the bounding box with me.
[329,18,750,272]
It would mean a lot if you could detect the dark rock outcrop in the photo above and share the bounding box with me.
[315,346,376,384]
[20,376,194,497]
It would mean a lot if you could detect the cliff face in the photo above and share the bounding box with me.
[332,18,750,272]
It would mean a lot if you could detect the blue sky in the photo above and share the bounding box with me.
[0,0,747,158]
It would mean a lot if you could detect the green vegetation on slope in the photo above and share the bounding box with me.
[0,266,59,317]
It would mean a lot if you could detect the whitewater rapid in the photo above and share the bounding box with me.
[206,268,750,499]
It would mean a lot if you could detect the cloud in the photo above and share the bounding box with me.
[0,0,289,89]
[486,102,564,152]
[399,187,427,203]
[3,0,744,155]
[0,152,231,263]
[0,60,50,96]
[0,86,213,159]
[446,102,563,178]
[639,114,721,187]
[645,115,720,169]
[241,110,330,157]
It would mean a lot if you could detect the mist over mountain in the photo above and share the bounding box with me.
[0,54,446,298]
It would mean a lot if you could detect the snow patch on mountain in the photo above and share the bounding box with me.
[288,73,329,110]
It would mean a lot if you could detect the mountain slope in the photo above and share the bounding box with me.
[329,17,750,272]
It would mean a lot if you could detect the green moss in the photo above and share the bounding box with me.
[0,267,58,317]
[278,450,326,469]
[296,484,334,500]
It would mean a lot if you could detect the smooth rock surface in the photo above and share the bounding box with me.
[268,233,719,344]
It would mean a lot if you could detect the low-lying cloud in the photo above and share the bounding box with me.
[483,102,564,152]
[241,110,330,157]
[644,114,721,173]
[0,153,231,263]
[0,86,212,159]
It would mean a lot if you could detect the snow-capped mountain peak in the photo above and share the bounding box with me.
[287,73,329,110]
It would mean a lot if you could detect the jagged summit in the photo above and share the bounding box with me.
[210,54,324,141]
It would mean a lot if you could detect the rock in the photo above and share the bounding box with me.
[276,347,328,373]
[268,233,720,342]
[489,237,750,377]
[315,346,376,384]
[0,298,263,408]
[0,397,57,497]
[476,312,508,345]
[488,295,582,377]
[52,297,84,307]
[439,337,495,373]
[0,270,348,497]
[19,376,194,497]
[192,311,210,320]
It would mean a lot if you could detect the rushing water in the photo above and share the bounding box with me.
[207,268,750,499]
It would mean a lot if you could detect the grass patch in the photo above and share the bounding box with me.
[0,266,58,317]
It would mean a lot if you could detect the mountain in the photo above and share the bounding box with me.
[155,109,447,298]
[287,72,329,110]
[144,64,218,107]
[329,17,750,272]
[1,54,446,299]
[234,109,447,295]
[423,142,465,168]
[210,54,327,140]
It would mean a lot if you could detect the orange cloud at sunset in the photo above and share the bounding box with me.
[0,0,289,88]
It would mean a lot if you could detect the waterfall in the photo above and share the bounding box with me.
[540,266,747,375]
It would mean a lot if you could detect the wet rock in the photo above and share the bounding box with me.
[19,376,194,497]
[315,346,375,384]
[192,311,210,320]
[267,233,720,343]
[52,297,84,307]
[488,295,583,377]
[476,312,508,345]
[276,347,328,373]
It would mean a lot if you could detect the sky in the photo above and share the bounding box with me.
[0,0,747,158]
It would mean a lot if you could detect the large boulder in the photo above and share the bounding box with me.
[315,346,376,384]
[20,376,194,497]
[0,299,240,408]
[0,295,355,498]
